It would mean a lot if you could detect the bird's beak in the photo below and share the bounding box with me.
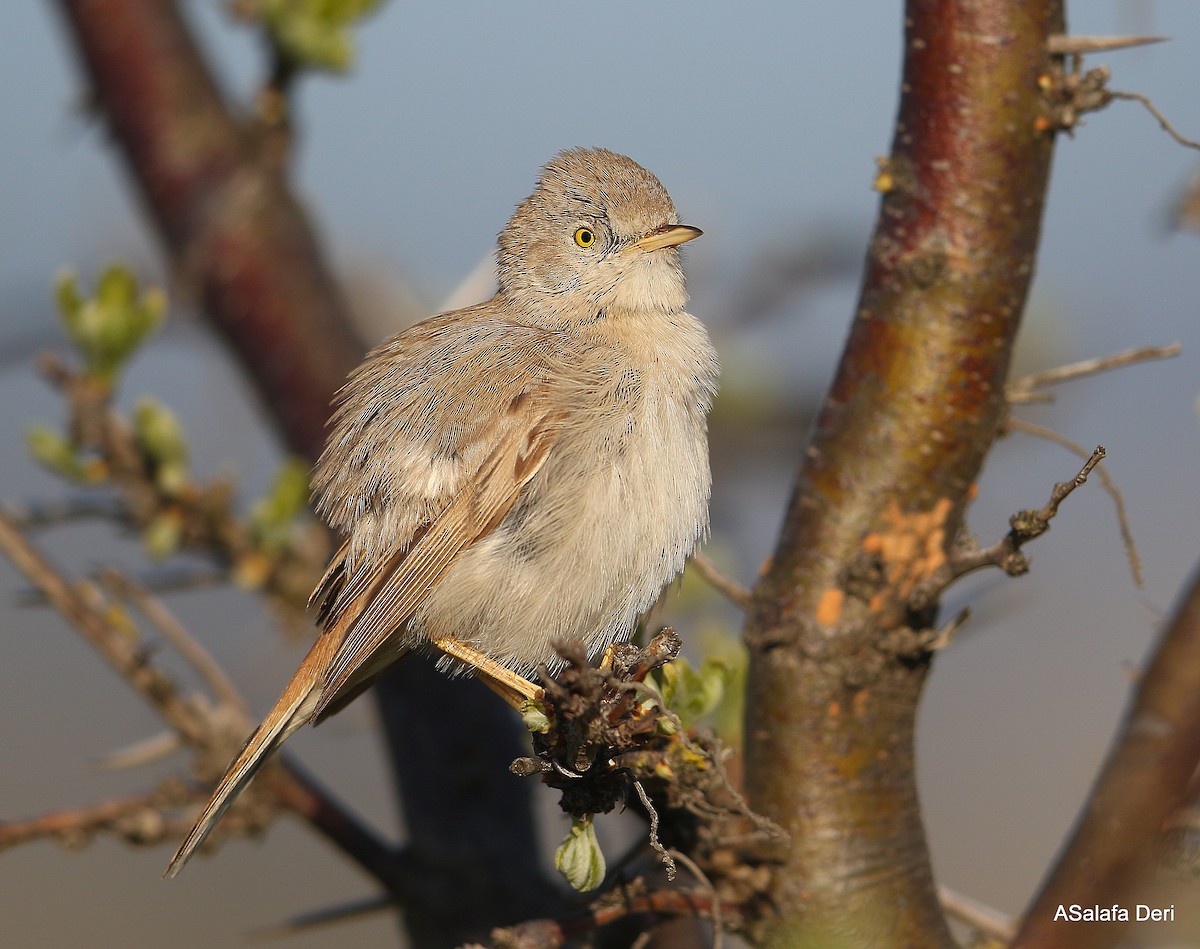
[634,224,703,252]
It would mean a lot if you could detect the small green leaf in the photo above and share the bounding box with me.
[54,270,83,324]
[96,265,137,309]
[520,698,550,734]
[133,398,190,495]
[154,462,189,497]
[250,457,313,553]
[653,655,735,731]
[251,458,311,528]
[555,817,606,892]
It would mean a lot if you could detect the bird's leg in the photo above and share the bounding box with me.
[431,635,544,710]
[598,642,620,671]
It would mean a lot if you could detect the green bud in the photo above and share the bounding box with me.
[133,398,189,496]
[26,425,85,479]
[262,0,384,72]
[142,511,183,560]
[252,458,311,527]
[54,270,84,324]
[154,461,190,497]
[264,0,383,72]
[554,816,606,892]
[53,265,166,380]
[95,264,137,309]
[250,457,312,553]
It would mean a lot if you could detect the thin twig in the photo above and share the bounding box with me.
[15,563,228,608]
[1111,90,1200,152]
[689,552,751,609]
[0,511,399,889]
[249,895,393,940]
[98,568,248,715]
[670,849,724,949]
[0,495,124,528]
[0,511,209,745]
[1008,343,1181,402]
[490,887,739,947]
[1008,419,1143,587]
[927,607,971,651]
[1034,445,1104,517]
[97,731,183,771]
[937,884,1016,942]
[0,786,200,852]
[917,448,1107,601]
[632,778,676,882]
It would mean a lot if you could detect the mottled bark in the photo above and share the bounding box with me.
[742,2,1063,946]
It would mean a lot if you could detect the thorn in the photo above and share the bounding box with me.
[1047,34,1168,56]
[929,607,971,651]
[248,895,393,939]
[95,730,183,770]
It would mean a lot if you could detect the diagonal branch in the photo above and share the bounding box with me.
[0,510,208,745]
[0,788,201,853]
[1007,420,1143,586]
[1012,561,1200,947]
[53,0,362,458]
[98,568,248,716]
[1006,342,1180,400]
[0,510,398,889]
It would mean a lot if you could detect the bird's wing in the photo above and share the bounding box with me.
[305,312,572,718]
[166,313,565,877]
[312,413,557,720]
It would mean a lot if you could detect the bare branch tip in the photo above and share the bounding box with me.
[689,552,752,609]
[1008,343,1182,398]
[1110,90,1200,152]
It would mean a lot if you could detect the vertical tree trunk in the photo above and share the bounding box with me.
[743,3,1064,946]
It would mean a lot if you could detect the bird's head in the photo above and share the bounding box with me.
[497,147,701,320]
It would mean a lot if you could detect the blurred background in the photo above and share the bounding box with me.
[3,2,1199,946]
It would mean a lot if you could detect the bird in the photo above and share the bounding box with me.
[165,147,718,877]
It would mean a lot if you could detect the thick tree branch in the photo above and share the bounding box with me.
[1012,562,1200,947]
[742,2,1063,946]
[54,0,362,457]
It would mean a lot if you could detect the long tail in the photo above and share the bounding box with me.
[163,635,333,878]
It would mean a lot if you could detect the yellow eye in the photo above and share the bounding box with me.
[574,227,596,248]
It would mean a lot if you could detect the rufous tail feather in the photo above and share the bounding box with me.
[163,636,332,878]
